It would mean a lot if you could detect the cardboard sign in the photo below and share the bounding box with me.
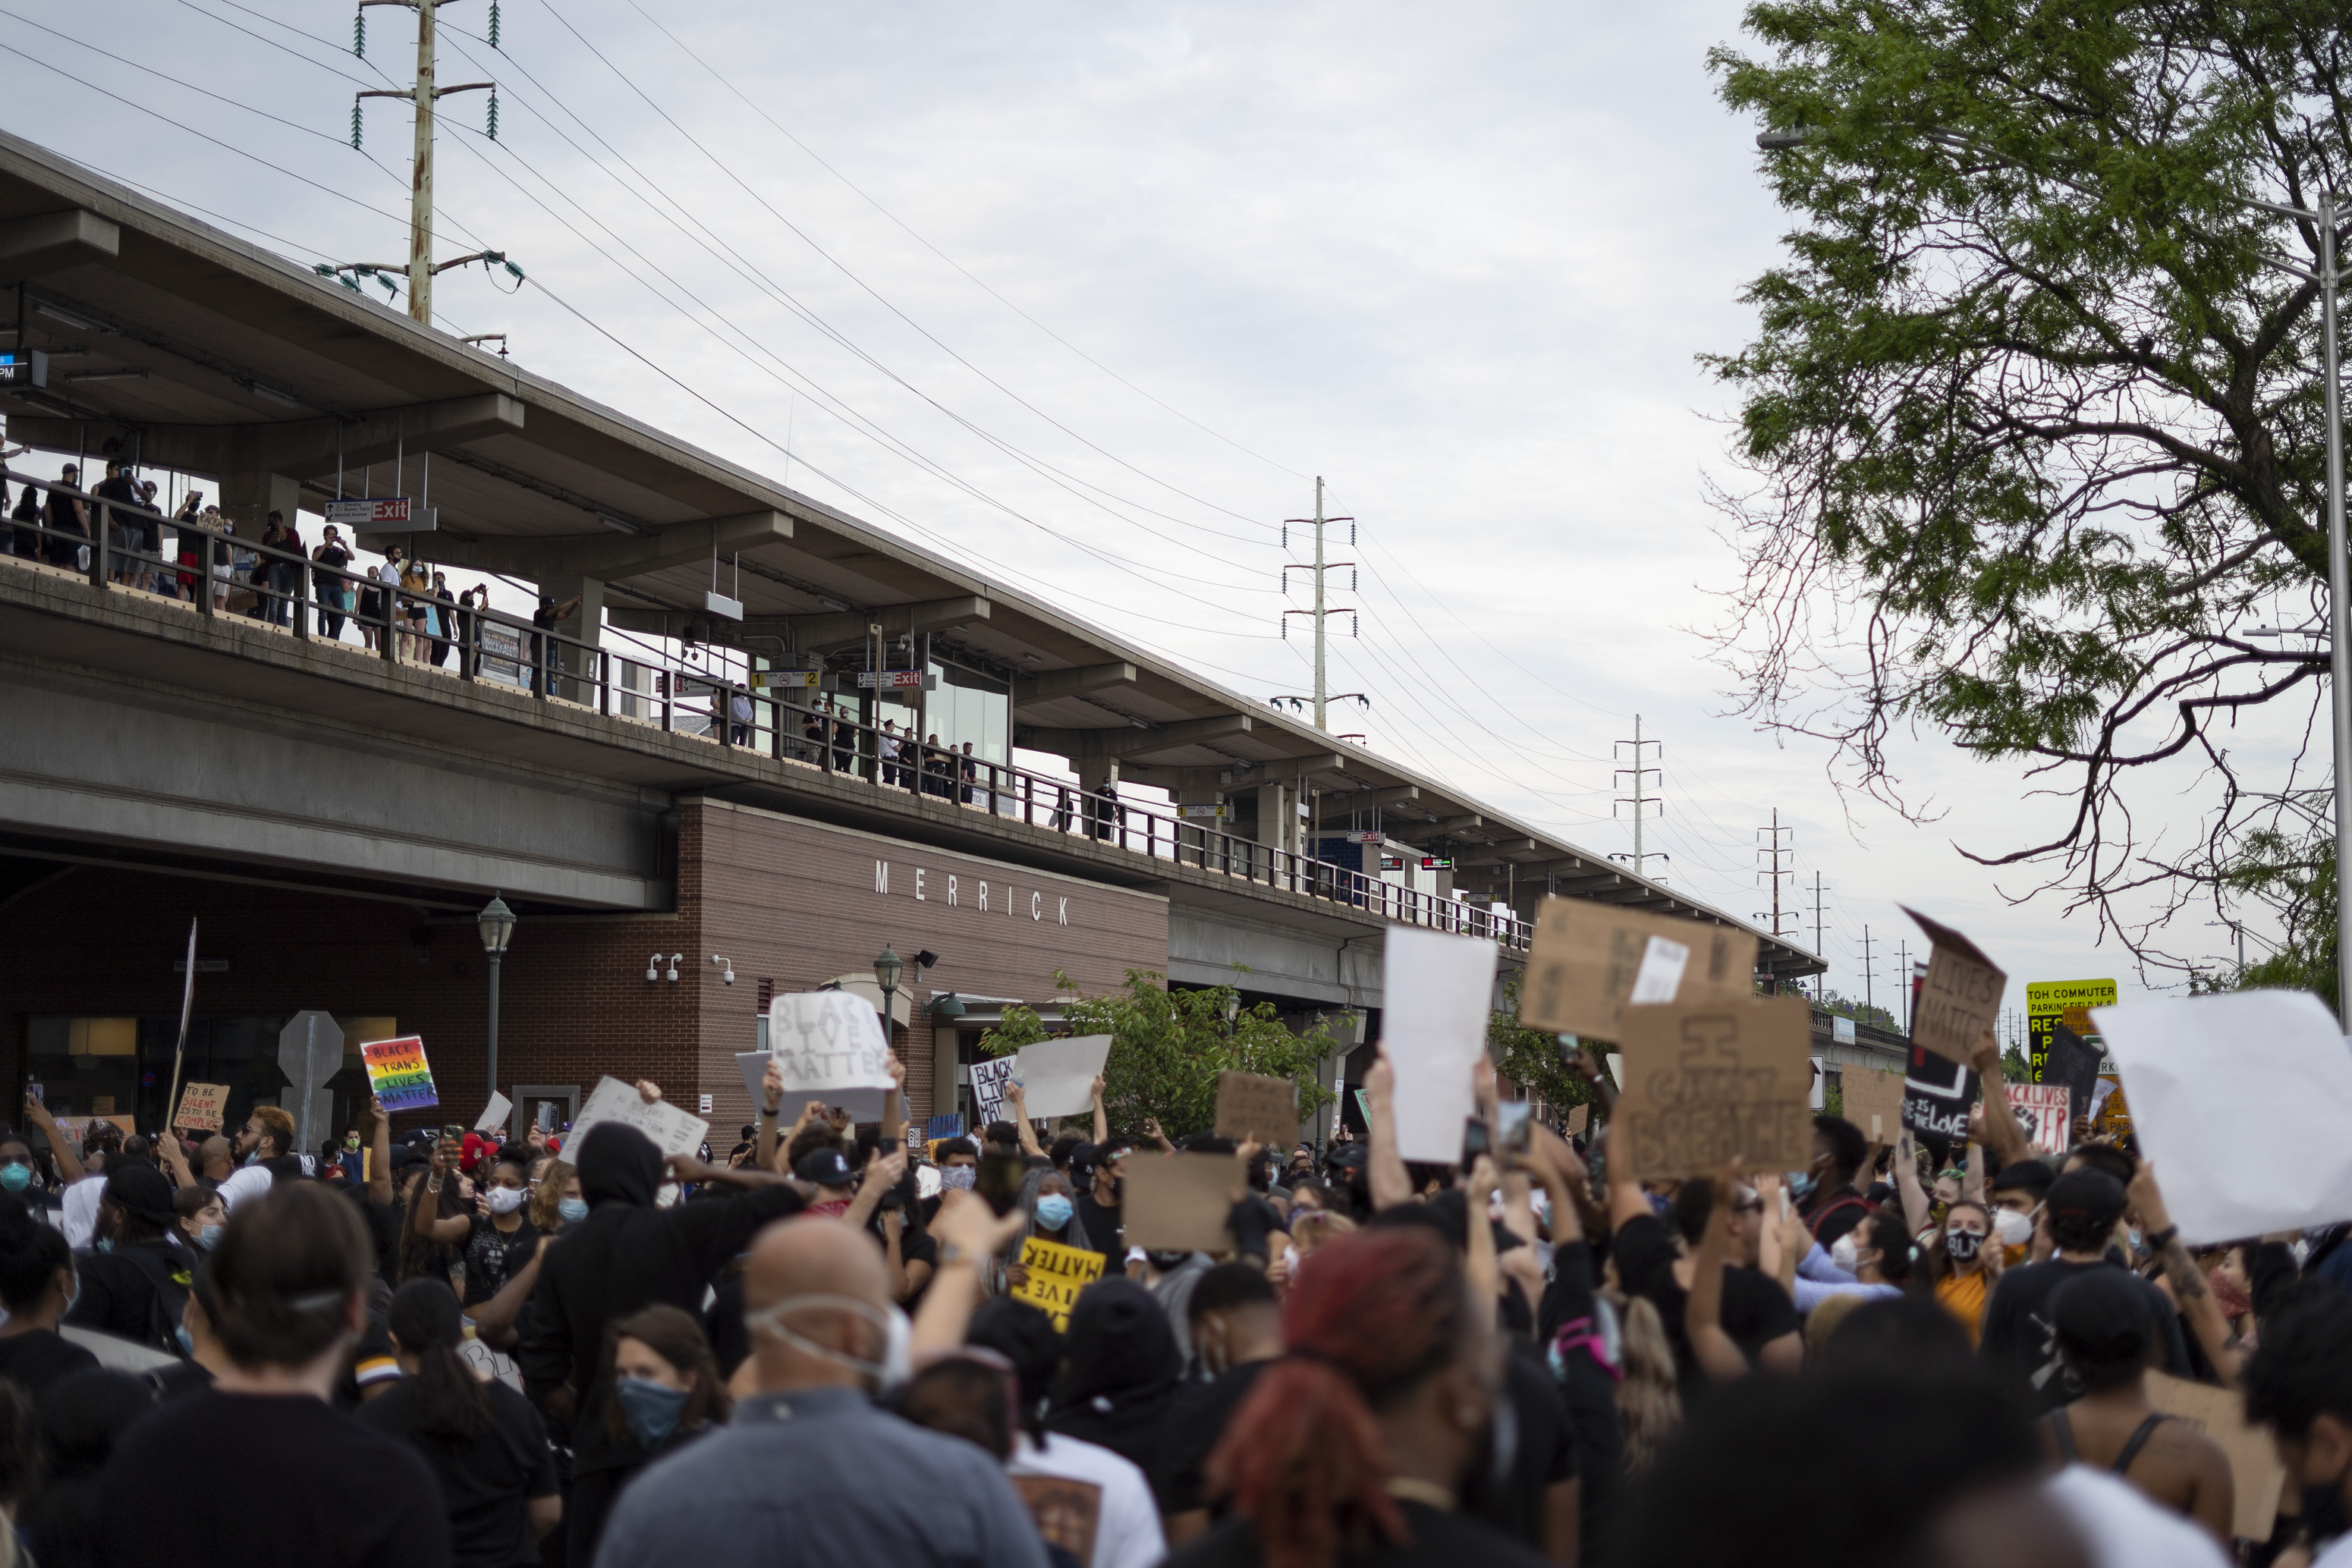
[2094,990,2352,1243]
[2026,979,2116,1079]
[1611,994,1814,1179]
[736,1052,884,1123]
[568,1075,709,1161]
[1016,1035,1113,1120]
[57,1114,136,1145]
[1011,1236,1105,1331]
[1901,1044,1977,1166]
[360,1035,439,1112]
[173,1081,230,1133]
[476,1092,513,1135]
[2008,1083,2070,1151]
[1840,1066,1906,1145]
[1522,899,1759,1040]
[1009,1474,1102,1568]
[1564,1102,1590,1137]
[2146,1370,2287,1541]
[1382,927,1499,1164]
[970,1055,1017,1127]
[1214,1071,1299,1145]
[1120,1152,1240,1253]
[766,991,895,1098]
[1901,907,2006,1064]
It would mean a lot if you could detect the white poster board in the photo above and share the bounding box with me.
[2093,990,2352,1243]
[475,1092,513,1135]
[766,991,895,1098]
[970,1055,1017,1127]
[734,1052,885,1123]
[1381,928,1498,1164]
[568,1075,709,1161]
[2008,1083,2071,1151]
[1016,1035,1113,1120]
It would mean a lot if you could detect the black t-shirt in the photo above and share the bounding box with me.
[462,1215,543,1307]
[357,1378,558,1568]
[1168,1498,1552,1568]
[1460,1343,1579,1549]
[66,1240,190,1351]
[100,1388,453,1568]
[1073,1192,1124,1262]
[347,1184,402,1282]
[1156,1360,1270,1516]
[1613,1213,1800,1381]
[0,1328,99,1398]
[1979,1258,2193,1414]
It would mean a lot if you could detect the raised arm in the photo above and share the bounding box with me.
[1687,1160,1752,1383]
[881,1054,905,1149]
[1090,1075,1108,1146]
[910,1190,1027,1360]
[1464,1154,1501,1307]
[1967,1028,2031,1172]
[23,1092,82,1184]
[1006,1083,1045,1159]
[1140,1116,1174,1155]
[1364,1052,1413,1213]
[1893,1128,1931,1236]
[411,1142,472,1246]
[2130,1160,2242,1384]
[841,1148,907,1231]
[366,1095,394,1206]
[156,1128,197,1192]
[756,1060,786,1172]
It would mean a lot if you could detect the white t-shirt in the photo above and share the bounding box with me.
[2319,1532,2352,1568]
[1009,1430,1165,1568]
[61,1174,107,1249]
[215,1161,275,1214]
[2044,1463,2231,1568]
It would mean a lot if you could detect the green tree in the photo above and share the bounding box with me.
[1817,988,1898,1033]
[1707,2,2351,976]
[2191,811,2337,1010]
[1488,976,1599,1115]
[979,969,1335,1139]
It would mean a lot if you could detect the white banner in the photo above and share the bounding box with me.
[1016,1035,1113,1120]
[568,1076,708,1161]
[766,991,895,1098]
[1382,928,1498,1164]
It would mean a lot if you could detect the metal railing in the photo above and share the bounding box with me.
[2,477,1531,950]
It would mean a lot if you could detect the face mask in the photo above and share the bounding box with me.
[615,1377,692,1450]
[1033,1195,1074,1230]
[175,1324,195,1357]
[485,1186,527,1216]
[0,1164,32,1193]
[345,1137,360,1151]
[558,1197,590,1224]
[194,1224,223,1251]
[1830,1233,1861,1274]
[1788,1171,1818,1202]
[1146,1249,1191,1272]
[1994,1208,2036,1246]
[95,1236,114,1254]
[939,1166,976,1192]
[2126,1228,2143,1252]
[745,1295,912,1394]
[1945,1227,1984,1263]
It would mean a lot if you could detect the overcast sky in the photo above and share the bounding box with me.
[6,0,2288,1024]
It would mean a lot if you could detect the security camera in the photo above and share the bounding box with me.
[712,955,736,985]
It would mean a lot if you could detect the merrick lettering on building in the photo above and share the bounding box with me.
[876,859,1070,926]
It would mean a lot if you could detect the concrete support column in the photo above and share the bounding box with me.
[536,572,604,703]
[219,472,300,536]
[1254,781,1294,875]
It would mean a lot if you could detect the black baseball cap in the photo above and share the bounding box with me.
[2045,1167,2127,1232]
[794,1147,857,1188]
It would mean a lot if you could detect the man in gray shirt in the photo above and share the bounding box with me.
[591,1218,1048,1568]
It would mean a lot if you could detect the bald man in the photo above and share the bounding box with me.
[591,1218,1048,1568]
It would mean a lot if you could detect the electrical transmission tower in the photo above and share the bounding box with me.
[1808,872,1831,999]
[1275,478,1361,731]
[1611,715,1665,881]
[1754,809,1797,941]
[341,0,521,326]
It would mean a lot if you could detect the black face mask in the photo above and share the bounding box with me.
[1945,1229,1983,1263]
[2304,1468,2352,1546]
[1145,1249,1190,1271]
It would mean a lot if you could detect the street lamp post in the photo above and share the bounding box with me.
[477,894,514,1114]
[873,945,903,1040]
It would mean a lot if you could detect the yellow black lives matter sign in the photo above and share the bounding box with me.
[1011,1236,1104,1331]
[2026,979,2116,1078]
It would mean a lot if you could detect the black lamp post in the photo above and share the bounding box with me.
[477,894,515,1114]
[873,944,903,1038]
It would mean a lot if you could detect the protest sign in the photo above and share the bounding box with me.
[926,1113,965,1139]
[58,1114,136,1145]
[1015,1035,1113,1120]
[970,1054,1017,1127]
[1214,1071,1299,1146]
[476,1092,512,1135]
[1009,1475,1102,1568]
[2038,1020,2106,1114]
[2094,989,2352,1243]
[1121,1152,1240,1253]
[172,1082,229,1133]
[766,991,895,1100]
[1809,1055,1825,1111]
[2026,979,2115,1079]
[1839,1066,1906,1145]
[2146,1370,2287,1541]
[1382,927,1498,1164]
[360,1035,438,1112]
[1901,1044,1976,1167]
[1521,899,1759,1040]
[1901,907,2007,1064]
[1564,1103,1589,1137]
[735,1053,885,1122]
[1611,994,1813,1180]
[568,1075,709,1161]
[2008,1083,2070,1151]
[1011,1236,1105,1331]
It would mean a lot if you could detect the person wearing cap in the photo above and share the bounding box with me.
[1979,1167,2190,1412]
[1068,1136,1129,1266]
[794,1145,861,1219]
[65,1162,191,1354]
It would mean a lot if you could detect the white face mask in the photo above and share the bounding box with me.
[746,1294,912,1393]
[1830,1233,1862,1274]
[484,1186,527,1216]
[1994,1207,2036,1246]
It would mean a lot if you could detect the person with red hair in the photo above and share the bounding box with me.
[1173,1226,1550,1568]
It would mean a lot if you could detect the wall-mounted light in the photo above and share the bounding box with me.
[711,955,735,985]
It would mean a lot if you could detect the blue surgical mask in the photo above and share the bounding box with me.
[615,1376,690,1450]
[95,1236,114,1254]
[558,1198,590,1224]
[175,1324,194,1356]
[0,1164,32,1193]
[1034,1194,1074,1230]
[1788,1171,1819,1202]
[194,1224,223,1251]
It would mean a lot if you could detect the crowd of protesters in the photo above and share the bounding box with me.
[2,1009,2350,1568]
